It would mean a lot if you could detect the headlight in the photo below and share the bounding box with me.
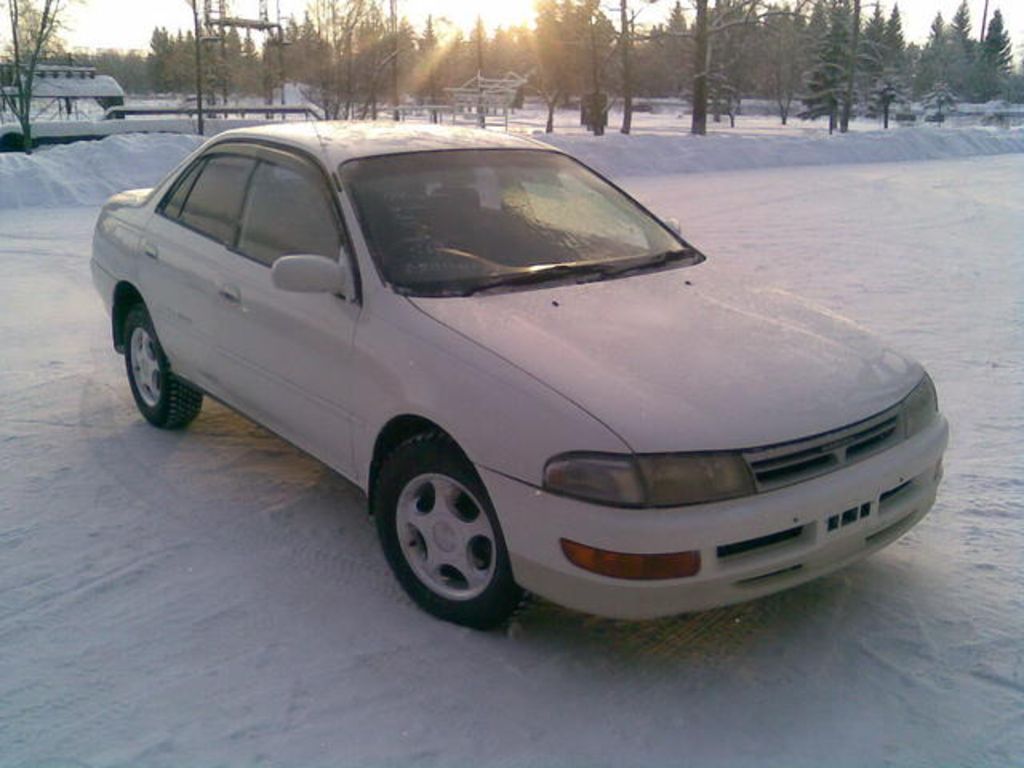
[543,453,646,506]
[901,373,938,438]
[544,451,755,508]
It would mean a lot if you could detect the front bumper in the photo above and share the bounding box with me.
[482,416,949,619]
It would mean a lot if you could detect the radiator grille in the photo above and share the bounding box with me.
[744,404,902,491]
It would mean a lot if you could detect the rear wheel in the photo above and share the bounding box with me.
[374,433,522,629]
[123,304,203,429]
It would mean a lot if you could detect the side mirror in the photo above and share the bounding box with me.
[272,253,353,297]
[665,217,682,235]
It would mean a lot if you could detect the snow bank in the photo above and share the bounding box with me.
[537,126,1024,178]
[0,133,203,209]
[3,123,1024,211]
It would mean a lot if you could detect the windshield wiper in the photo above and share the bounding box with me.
[455,248,702,296]
[458,262,611,296]
[591,247,702,278]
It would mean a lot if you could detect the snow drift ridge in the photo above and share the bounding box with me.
[1,126,1023,210]
[538,126,1024,178]
[0,133,203,210]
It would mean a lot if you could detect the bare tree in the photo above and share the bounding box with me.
[618,0,634,133]
[533,0,565,133]
[3,0,68,153]
[690,0,709,134]
[615,0,663,135]
[681,0,808,135]
[763,4,806,125]
[300,0,369,120]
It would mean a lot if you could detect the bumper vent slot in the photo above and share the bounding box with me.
[744,408,902,491]
[879,479,913,509]
[717,525,804,559]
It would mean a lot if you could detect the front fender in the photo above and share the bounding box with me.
[350,297,629,490]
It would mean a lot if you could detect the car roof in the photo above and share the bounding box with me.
[207,121,554,166]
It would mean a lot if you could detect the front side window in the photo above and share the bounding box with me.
[178,154,256,246]
[161,158,206,220]
[340,149,699,296]
[237,160,342,267]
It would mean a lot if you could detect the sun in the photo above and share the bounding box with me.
[428,0,537,33]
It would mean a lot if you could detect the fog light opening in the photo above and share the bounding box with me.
[559,539,701,580]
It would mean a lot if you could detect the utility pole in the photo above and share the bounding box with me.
[390,0,399,120]
[619,0,632,134]
[188,0,205,136]
[277,0,285,106]
[979,0,990,42]
[476,14,485,128]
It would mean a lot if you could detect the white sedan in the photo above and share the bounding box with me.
[91,123,949,628]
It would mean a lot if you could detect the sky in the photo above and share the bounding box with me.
[57,0,1024,57]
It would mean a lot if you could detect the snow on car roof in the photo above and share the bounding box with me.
[208,121,551,166]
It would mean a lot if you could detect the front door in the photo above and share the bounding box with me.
[210,150,361,476]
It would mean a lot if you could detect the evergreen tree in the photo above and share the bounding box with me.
[974,9,1012,100]
[948,1,975,97]
[664,1,689,98]
[78,49,150,94]
[861,4,899,124]
[922,80,956,120]
[883,3,906,72]
[915,12,950,97]
[950,1,973,47]
[148,27,172,93]
[860,4,885,87]
[707,0,755,128]
[869,75,903,128]
[763,2,807,124]
[800,0,850,134]
[414,15,439,104]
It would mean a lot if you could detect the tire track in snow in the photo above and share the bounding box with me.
[76,371,411,611]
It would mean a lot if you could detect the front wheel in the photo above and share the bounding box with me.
[374,434,522,629]
[123,304,203,429]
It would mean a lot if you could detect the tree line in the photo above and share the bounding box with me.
[24,0,1024,136]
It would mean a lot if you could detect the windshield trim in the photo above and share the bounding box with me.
[339,148,705,298]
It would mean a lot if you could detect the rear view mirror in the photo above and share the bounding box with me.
[272,254,353,297]
[666,217,682,235]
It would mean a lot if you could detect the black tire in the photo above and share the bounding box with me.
[123,304,203,429]
[373,433,523,629]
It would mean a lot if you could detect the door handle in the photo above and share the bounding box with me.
[142,241,159,260]
[218,284,241,304]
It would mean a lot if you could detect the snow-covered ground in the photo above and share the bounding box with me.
[1,129,1022,766]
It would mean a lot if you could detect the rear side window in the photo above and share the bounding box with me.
[237,160,342,267]
[178,155,256,246]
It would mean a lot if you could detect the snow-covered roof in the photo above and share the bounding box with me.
[208,122,549,166]
[0,74,123,100]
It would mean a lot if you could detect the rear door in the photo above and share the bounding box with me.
[210,147,362,475]
[141,152,257,389]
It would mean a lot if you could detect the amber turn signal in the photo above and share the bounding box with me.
[560,539,701,580]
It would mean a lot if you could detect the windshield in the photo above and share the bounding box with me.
[340,149,700,296]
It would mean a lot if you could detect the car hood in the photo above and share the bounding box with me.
[409,262,923,453]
